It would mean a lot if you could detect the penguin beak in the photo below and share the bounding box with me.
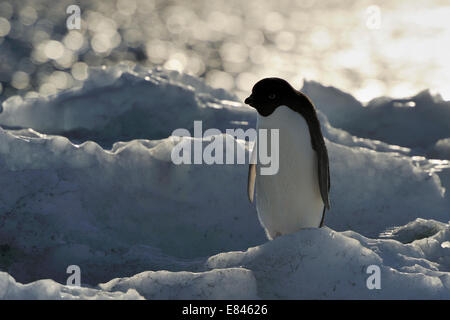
[245,95,255,107]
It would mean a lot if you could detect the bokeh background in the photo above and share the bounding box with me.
[0,0,449,103]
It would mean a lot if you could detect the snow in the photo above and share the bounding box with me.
[0,272,143,300]
[206,223,450,299]
[99,268,258,300]
[302,81,450,155]
[0,65,252,148]
[0,64,449,299]
[432,138,450,160]
[325,141,448,235]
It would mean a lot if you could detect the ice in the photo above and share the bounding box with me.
[0,65,449,299]
[325,141,448,236]
[206,224,450,299]
[0,272,143,300]
[303,81,450,156]
[0,64,415,155]
[379,218,449,243]
[0,127,266,284]
[0,64,253,148]
[2,220,449,299]
[319,111,412,156]
[99,268,258,300]
[432,138,450,160]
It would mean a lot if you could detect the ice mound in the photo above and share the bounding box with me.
[0,64,253,148]
[99,268,258,300]
[303,81,450,156]
[431,138,450,160]
[0,127,266,284]
[205,224,450,299]
[0,272,143,300]
[326,141,448,235]
[379,218,449,243]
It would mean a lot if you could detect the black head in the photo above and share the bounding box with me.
[244,77,296,116]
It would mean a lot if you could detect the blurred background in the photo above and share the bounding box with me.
[0,0,449,103]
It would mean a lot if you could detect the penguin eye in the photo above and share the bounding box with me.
[268,93,276,100]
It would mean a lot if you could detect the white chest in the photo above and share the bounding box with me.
[255,106,324,239]
[257,105,312,152]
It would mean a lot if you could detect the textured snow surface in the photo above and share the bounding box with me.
[99,268,259,300]
[0,65,449,299]
[302,81,450,155]
[0,65,250,148]
[0,271,143,300]
[206,224,450,299]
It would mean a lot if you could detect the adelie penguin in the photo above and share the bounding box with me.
[245,78,331,240]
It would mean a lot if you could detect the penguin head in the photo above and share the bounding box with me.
[245,77,295,116]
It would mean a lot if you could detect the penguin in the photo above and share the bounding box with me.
[245,77,330,240]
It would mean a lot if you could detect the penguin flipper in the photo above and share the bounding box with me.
[248,163,256,203]
[317,146,331,210]
[248,144,257,203]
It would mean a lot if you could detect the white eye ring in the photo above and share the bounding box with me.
[268,93,276,100]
